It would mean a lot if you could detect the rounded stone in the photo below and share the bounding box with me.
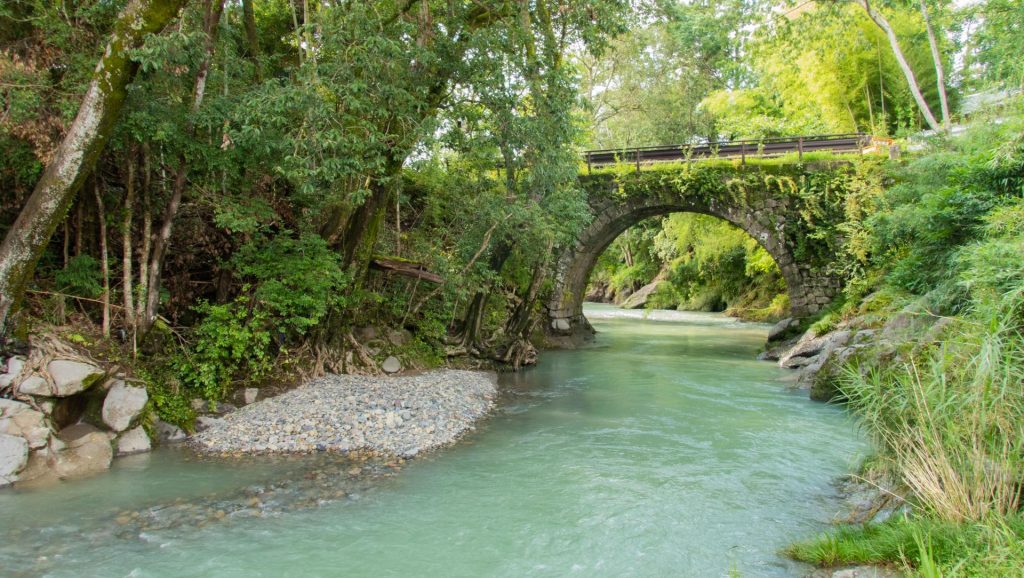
[0,433,29,486]
[381,356,401,374]
[116,427,152,456]
[102,380,149,432]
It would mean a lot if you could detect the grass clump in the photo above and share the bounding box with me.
[787,516,1024,577]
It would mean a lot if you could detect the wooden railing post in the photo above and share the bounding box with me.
[741,142,746,165]
[635,148,641,172]
[798,136,804,162]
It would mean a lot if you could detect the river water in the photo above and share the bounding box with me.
[0,304,865,577]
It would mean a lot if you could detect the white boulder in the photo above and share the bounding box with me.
[24,359,105,397]
[0,356,25,388]
[0,433,29,486]
[54,425,113,479]
[0,399,51,449]
[116,427,152,456]
[101,380,149,432]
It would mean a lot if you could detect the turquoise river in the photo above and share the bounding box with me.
[0,304,866,577]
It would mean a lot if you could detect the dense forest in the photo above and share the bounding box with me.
[2,0,1024,574]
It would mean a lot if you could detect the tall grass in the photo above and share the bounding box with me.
[839,199,1024,524]
[790,125,1024,575]
[842,282,1024,523]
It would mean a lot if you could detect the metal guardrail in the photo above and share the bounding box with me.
[583,133,872,172]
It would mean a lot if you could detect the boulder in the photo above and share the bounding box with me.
[809,347,859,401]
[101,380,148,432]
[552,318,571,332]
[381,356,402,374]
[0,433,29,486]
[244,388,259,405]
[0,399,51,449]
[767,317,797,342]
[0,356,26,387]
[620,280,664,309]
[850,329,877,346]
[14,448,61,487]
[779,330,850,369]
[58,422,98,442]
[155,419,186,443]
[53,426,113,479]
[39,359,105,397]
[881,311,939,341]
[354,325,379,342]
[386,328,412,347]
[211,402,237,415]
[116,427,152,456]
[17,374,50,397]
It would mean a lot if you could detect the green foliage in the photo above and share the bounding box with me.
[856,120,1023,295]
[54,255,103,298]
[177,299,272,401]
[965,0,1024,89]
[795,123,1024,576]
[231,233,349,336]
[787,515,1024,577]
[137,364,196,431]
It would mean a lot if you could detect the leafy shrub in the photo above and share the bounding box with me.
[137,364,196,430]
[177,300,272,401]
[231,233,350,336]
[54,255,102,298]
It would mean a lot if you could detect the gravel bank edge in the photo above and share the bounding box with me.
[189,369,498,458]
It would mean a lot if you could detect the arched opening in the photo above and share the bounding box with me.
[586,213,788,319]
[547,201,804,343]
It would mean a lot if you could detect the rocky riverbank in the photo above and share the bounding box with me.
[190,370,498,457]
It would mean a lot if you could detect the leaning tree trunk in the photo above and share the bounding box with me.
[0,0,188,339]
[919,0,951,133]
[858,0,941,133]
[457,241,512,350]
[335,157,404,285]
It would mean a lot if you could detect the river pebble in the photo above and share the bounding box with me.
[190,370,497,457]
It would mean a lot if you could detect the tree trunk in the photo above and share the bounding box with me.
[858,0,941,133]
[506,239,552,339]
[137,144,153,325]
[122,150,136,332]
[75,203,83,256]
[336,158,402,280]
[94,180,110,337]
[919,0,951,133]
[141,0,224,334]
[0,0,188,338]
[241,0,262,81]
[458,242,512,349]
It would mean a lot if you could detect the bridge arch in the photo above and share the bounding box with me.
[546,166,843,344]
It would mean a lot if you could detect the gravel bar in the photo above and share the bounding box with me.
[190,370,497,457]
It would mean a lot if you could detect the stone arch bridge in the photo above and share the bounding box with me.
[545,159,856,344]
